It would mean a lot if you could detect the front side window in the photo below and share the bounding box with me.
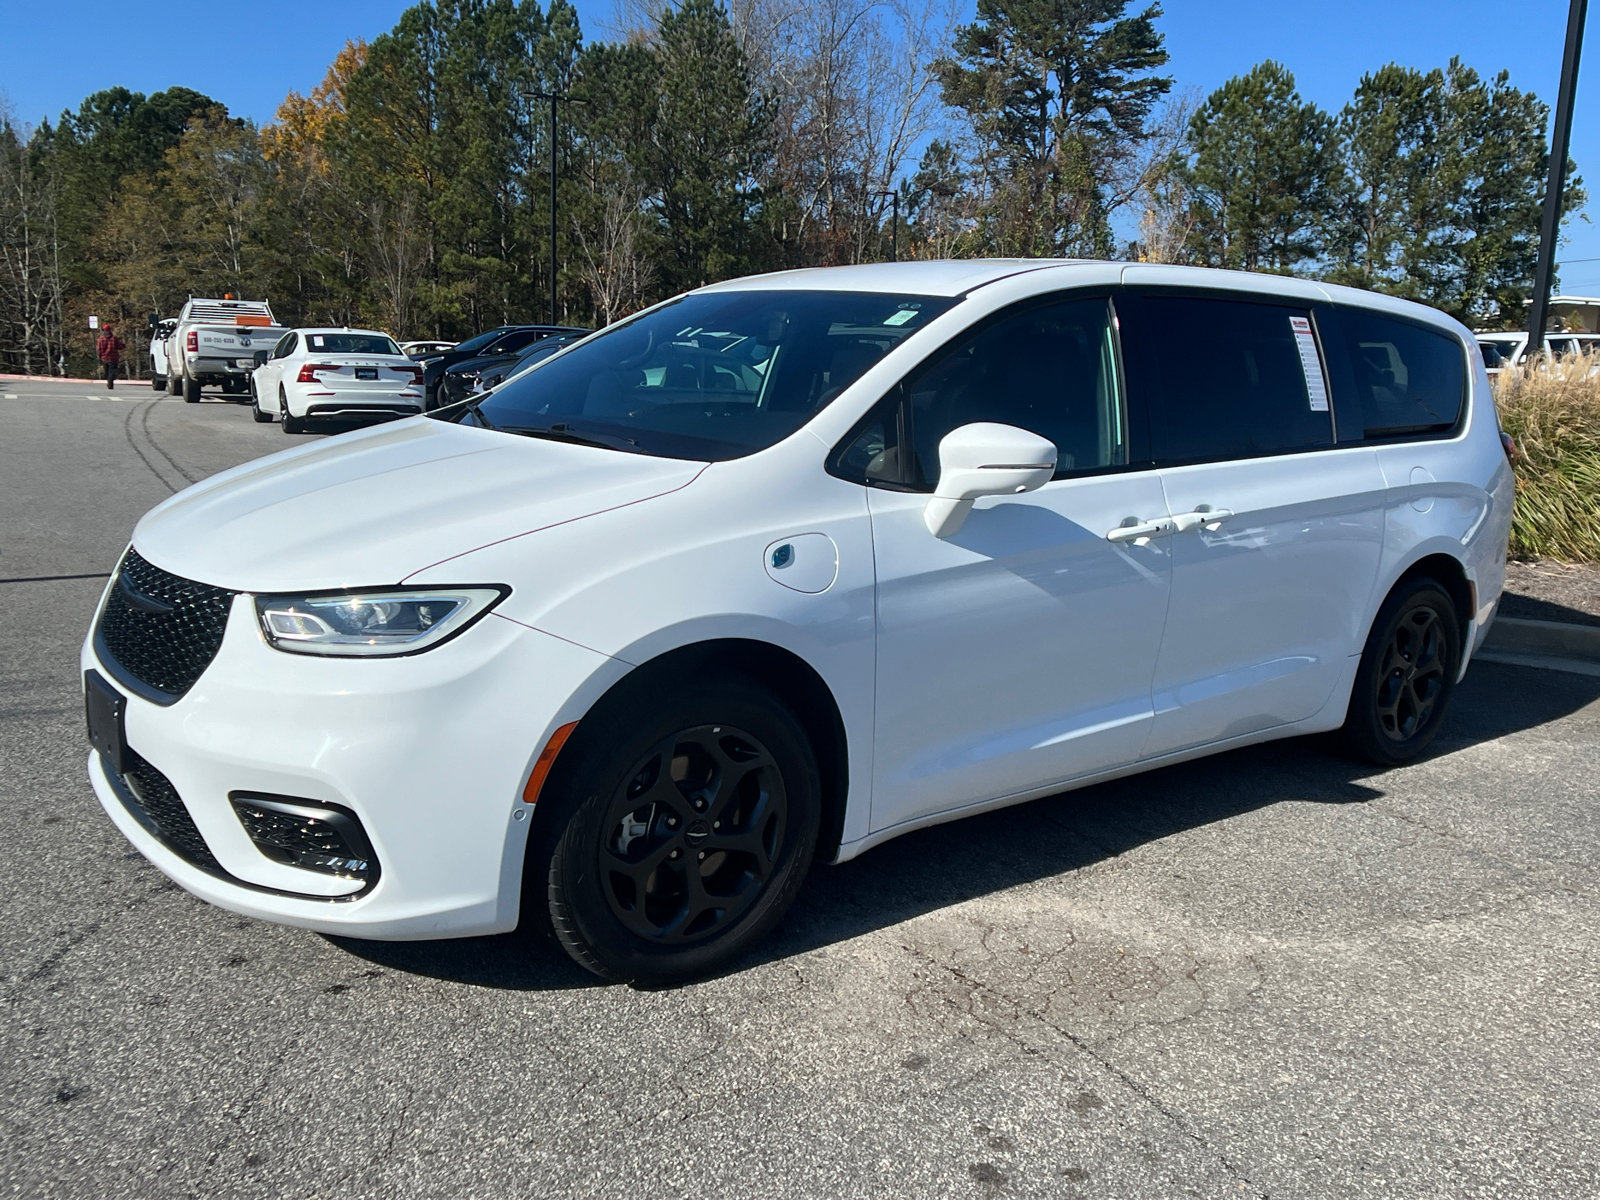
[453,327,512,356]
[486,328,546,356]
[1338,309,1465,439]
[1123,293,1333,466]
[466,290,958,461]
[834,295,1126,489]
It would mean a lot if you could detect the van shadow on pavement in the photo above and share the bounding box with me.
[329,659,1600,990]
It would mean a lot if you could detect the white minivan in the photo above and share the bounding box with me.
[82,261,1513,983]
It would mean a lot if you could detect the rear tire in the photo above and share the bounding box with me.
[536,677,820,985]
[182,371,200,403]
[1343,577,1462,765]
[280,389,305,434]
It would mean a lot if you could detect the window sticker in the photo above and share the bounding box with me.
[311,335,324,348]
[883,309,918,326]
[1290,316,1330,412]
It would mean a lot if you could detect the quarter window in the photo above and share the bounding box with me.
[1124,294,1333,466]
[1337,309,1465,438]
[273,332,297,359]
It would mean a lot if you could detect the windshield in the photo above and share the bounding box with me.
[306,333,402,356]
[461,290,958,460]
[452,327,511,355]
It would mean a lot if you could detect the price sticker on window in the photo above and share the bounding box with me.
[1290,316,1329,412]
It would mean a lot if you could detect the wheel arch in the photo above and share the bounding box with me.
[1390,551,1475,636]
[542,637,852,864]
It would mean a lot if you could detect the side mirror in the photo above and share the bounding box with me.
[924,422,1056,538]
[253,350,269,367]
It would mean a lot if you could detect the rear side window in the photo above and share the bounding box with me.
[1123,293,1333,466]
[833,295,1126,489]
[1337,309,1465,438]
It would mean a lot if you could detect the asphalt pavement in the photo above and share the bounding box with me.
[3,378,1598,1199]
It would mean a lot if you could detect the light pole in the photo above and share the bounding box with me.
[522,89,583,326]
[1528,0,1588,358]
[875,190,899,262]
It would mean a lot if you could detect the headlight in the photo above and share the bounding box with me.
[254,587,507,657]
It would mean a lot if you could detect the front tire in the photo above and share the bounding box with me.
[539,678,820,985]
[252,395,272,423]
[1343,577,1461,765]
[151,374,166,392]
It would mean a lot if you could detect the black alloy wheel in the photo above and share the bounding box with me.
[1344,577,1461,765]
[539,678,820,984]
[598,724,787,944]
[1375,606,1447,741]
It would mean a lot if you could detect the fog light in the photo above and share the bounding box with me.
[230,794,378,885]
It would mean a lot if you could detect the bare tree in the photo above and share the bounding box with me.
[0,109,66,375]
[572,186,654,325]
[365,191,424,336]
[1104,90,1198,230]
[729,0,958,264]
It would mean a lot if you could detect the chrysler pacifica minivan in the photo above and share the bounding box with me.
[83,261,1512,982]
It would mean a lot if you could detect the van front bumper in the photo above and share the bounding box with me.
[82,594,615,939]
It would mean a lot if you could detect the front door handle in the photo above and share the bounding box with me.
[1106,517,1174,543]
[1169,508,1234,533]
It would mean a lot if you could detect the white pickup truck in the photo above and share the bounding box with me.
[167,298,288,403]
[147,317,177,389]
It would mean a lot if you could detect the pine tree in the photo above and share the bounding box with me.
[934,0,1171,257]
[1179,62,1338,274]
[1328,59,1583,325]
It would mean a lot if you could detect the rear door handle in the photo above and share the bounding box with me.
[1169,508,1234,533]
[1106,517,1174,543]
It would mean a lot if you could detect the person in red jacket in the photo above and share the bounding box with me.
[96,325,126,390]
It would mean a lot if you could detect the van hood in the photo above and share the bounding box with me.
[132,418,706,592]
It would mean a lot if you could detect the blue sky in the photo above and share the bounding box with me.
[5,0,1597,288]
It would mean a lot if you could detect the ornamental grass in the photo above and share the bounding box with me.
[1495,353,1600,562]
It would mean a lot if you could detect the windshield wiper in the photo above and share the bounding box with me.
[506,423,642,453]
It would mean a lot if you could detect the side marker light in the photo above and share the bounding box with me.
[522,721,579,806]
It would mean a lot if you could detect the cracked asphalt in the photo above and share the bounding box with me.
[4,380,1599,1199]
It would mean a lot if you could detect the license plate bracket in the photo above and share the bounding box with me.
[85,670,128,775]
[355,368,378,381]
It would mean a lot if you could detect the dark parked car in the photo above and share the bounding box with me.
[435,332,589,409]
[422,325,588,409]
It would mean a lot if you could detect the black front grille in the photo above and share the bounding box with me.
[96,549,236,703]
[120,751,224,874]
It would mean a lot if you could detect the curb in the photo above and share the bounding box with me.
[0,373,113,385]
[1482,616,1600,663]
